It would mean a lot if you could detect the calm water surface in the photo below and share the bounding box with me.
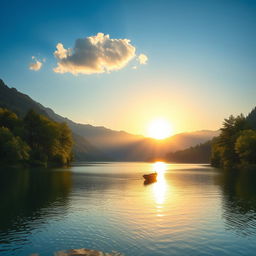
[1,162,256,256]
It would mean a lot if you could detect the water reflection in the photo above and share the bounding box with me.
[153,162,166,175]
[216,169,256,236]
[2,163,256,256]
[152,162,168,205]
[0,167,72,242]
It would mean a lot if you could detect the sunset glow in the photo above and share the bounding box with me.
[147,118,172,139]
[152,162,168,205]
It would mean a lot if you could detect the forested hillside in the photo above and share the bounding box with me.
[211,110,256,169]
[165,141,211,163]
[0,108,73,166]
[165,108,256,166]
[0,79,107,161]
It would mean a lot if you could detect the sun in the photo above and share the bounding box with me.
[147,118,172,139]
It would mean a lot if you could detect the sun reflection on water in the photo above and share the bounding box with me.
[152,162,168,207]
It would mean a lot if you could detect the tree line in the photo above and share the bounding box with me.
[165,107,256,169]
[0,108,73,167]
[211,110,256,169]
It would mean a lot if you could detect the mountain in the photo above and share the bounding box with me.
[0,79,219,161]
[0,80,48,117]
[72,133,110,161]
[46,109,219,160]
[162,130,219,151]
[0,79,107,161]
[45,107,219,160]
[165,141,212,163]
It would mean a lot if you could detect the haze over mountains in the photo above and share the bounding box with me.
[0,79,219,161]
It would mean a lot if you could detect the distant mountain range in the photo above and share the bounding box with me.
[0,79,219,161]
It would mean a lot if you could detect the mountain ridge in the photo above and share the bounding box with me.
[0,79,219,161]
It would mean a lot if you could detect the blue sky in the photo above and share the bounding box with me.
[0,0,255,135]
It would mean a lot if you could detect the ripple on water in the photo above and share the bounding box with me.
[1,163,256,256]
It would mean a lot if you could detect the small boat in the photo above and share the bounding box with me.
[143,172,157,182]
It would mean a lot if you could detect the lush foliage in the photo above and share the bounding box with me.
[211,111,256,169]
[235,130,256,164]
[0,127,30,163]
[165,107,256,167]
[0,108,73,166]
[0,79,111,161]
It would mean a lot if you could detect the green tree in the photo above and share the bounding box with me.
[235,130,256,164]
[211,114,249,168]
[0,108,20,131]
[0,127,30,163]
[51,123,73,165]
[0,108,73,167]
[211,137,223,167]
[24,110,73,166]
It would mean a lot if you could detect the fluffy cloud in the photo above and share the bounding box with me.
[29,56,43,71]
[53,33,137,75]
[137,54,148,65]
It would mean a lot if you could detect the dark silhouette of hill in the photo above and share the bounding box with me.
[0,79,107,161]
[45,106,220,160]
[72,133,110,161]
[0,79,48,117]
[0,79,219,161]
[165,141,212,163]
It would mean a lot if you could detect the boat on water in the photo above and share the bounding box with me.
[143,172,157,183]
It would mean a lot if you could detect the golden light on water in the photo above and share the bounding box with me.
[152,162,168,206]
[153,161,167,175]
[147,118,172,139]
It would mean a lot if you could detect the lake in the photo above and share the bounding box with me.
[1,162,256,256]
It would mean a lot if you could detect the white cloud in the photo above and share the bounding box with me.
[29,57,43,71]
[137,54,148,65]
[53,33,137,75]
